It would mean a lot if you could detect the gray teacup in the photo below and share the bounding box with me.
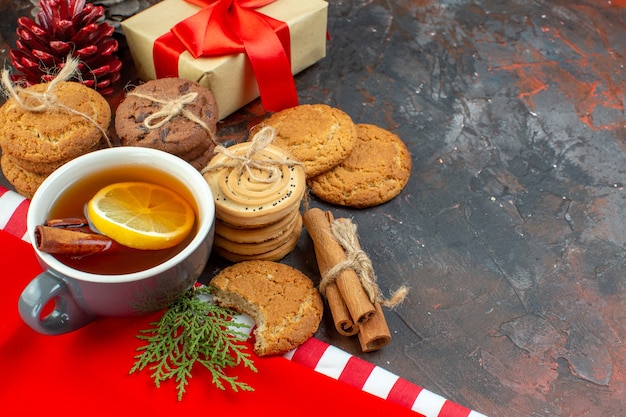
[19,147,215,335]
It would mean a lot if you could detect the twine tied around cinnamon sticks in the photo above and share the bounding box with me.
[322,218,409,309]
[303,208,409,352]
[202,126,302,184]
[0,57,112,147]
[127,90,218,147]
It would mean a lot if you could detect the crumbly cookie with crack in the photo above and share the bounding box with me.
[6,141,104,175]
[210,260,323,356]
[0,81,110,167]
[308,124,412,208]
[250,104,357,178]
[1,154,47,199]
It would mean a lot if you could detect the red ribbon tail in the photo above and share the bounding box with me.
[233,7,298,112]
[153,31,186,78]
[244,37,299,112]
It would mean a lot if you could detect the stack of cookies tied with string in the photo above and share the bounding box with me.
[0,60,112,198]
[115,78,219,170]
[202,126,306,262]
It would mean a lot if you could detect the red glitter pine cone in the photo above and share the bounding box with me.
[10,0,122,95]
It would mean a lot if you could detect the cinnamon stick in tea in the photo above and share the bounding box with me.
[44,217,91,229]
[35,224,117,257]
[303,208,376,326]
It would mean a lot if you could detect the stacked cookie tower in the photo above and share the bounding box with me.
[251,104,412,209]
[202,129,306,262]
[0,81,111,198]
[115,78,219,170]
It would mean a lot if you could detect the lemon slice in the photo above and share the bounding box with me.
[87,182,195,250]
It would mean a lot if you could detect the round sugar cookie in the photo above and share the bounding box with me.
[1,154,47,198]
[214,214,302,256]
[308,124,412,208]
[210,260,323,356]
[202,142,306,228]
[213,217,303,262]
[6,140,104,175]
[0,81,110,166]
[215,207,301,244]
[251,104,357,178]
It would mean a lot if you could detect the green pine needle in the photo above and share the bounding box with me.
[129,286,257,400]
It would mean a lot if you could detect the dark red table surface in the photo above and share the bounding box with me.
[1,1,625,416]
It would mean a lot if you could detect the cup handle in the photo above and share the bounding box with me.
[18,270,94,335]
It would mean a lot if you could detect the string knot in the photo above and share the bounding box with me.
[202,126,302,184]
[126,90,218,148]
[320,218,409,309]
[1,57,112,147]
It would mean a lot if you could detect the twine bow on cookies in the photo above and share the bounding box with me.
[127,90,218,147]
[202,126,302,184]
[0,57,112,147]
[321,218,409,309]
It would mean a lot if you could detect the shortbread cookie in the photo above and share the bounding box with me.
[214,229,301,262]
[1,154,47,199]
[214,214,302,257]
[308,124,412,208]
[203,142,306,228]
[251,104,357,178]
[0,81,110,166]
[215,208,300,244]
[115,78,218,165]
[214,216,302,262]
[210,260,323,356]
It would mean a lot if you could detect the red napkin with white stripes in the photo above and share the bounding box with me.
[0,186,486,417]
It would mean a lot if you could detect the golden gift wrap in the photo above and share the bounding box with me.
[121,0,328,120]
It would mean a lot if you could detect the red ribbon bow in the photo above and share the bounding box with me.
[154,0,298,113]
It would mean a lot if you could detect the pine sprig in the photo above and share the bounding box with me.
[130,286,257,400]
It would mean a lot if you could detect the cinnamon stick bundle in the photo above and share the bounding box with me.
[303,209,376,325]
[303,208,391,351]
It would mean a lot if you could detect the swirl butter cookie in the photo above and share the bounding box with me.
[251,104,357,178]
[202,141,306,228]
[213,226,302,262]
[210,260,323,356]
[308,124,412,208]
[215,208,300,244]
[214,214,303,260]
